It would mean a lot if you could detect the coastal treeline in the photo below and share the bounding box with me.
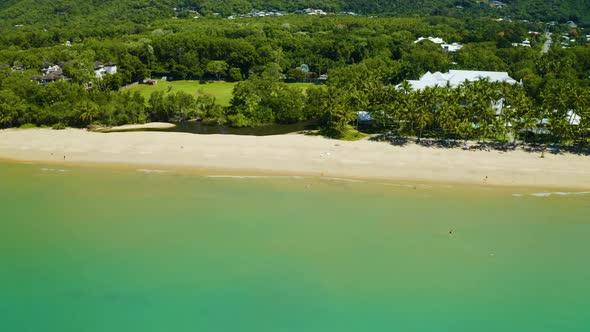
[1,10,590,144]
[321,60,590,143]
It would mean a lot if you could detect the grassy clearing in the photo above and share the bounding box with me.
[126,81,316,107]
[285,82,316,91]
[339,128,371,141]
[334,126,371,141]
[307,125,371,141]
[126,81,236,106]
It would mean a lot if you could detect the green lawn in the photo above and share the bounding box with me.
[126,80,316,107]
[126,81,236,106]
[284,83,316,90]
[306,125,371,141]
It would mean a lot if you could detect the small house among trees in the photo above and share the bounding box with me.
[94,62,118,78]
[30,63,68,84]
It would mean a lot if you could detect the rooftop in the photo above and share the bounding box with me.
[415,36,445,44]
[402,70,518,91]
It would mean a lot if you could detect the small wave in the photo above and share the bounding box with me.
[376,182,416,188]
[207,175,304,179]
[512,194,524,197]
[528,191,590,197]
[320,177,364,183]
[136,169,172,174]
[40,167,67,172]
[530,192,552,197]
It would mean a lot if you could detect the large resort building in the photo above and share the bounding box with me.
[403,70,519,117]
[403,70,518,91]
[358,70,520,123]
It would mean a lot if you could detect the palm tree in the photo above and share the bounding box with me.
[503,84,533,145]
[521,115,538,145]
[77,100,99,125]
[439,96,460,140]
[0,90,24,128]
[448,86,465,139]
[413,93,432,141]
[414,87,438,141]
[568,86,589,143]
[398,89,416,137]
[321,86,342,127]
[371,85,397,130]
[347,89,369,126]
[399,80,413,95]
[0,112,14,127]
[428,86,446,139]
[541,80,572,144]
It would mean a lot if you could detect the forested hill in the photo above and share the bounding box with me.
[249,0,588,24]
[0,0,176,26]
[212,0,590,25]
[0,0,588,27]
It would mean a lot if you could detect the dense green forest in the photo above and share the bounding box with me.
[0,1,589,144]
[1,0,589,27]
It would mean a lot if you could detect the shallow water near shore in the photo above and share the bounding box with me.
[1,162,589,332]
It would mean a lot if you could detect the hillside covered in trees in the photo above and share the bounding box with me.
[1,0,589,27]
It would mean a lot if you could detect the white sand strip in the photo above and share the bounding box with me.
[0,128,589,189]
[90,122,176,132]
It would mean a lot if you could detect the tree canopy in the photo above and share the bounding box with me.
[0,1,589,145]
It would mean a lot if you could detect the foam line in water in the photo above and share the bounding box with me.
[40,167,67,172]
[136,169,173,174]
[319,177,364,183]
[527,191,590,197]
[530,192,552,197]
[207,175,305,179]
[376,182,417,188]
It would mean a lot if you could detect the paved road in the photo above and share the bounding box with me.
[542,32,552,54]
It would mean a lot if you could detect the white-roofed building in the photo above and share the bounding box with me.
[414,36,445,44]
[397,70,519,116]
[512,39,531,47]
[567,110,581,126]
[401,70,518,91]
[415,37,463,52]
[94,62,117,78]
[441,42,463,52]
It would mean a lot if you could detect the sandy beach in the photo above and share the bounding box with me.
[1,128,589,189]
[89,122,176,132]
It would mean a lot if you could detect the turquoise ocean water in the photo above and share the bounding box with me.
[1,162,589,332]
